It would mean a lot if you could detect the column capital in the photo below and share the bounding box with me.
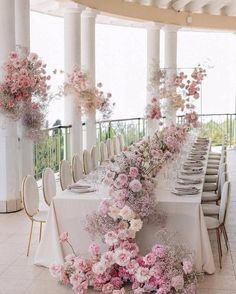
[82,7,99,18]
[163,24,181,32]
[64,3,85,14]
[146,22,162,30]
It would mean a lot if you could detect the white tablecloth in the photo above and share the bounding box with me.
[35,144,215,274]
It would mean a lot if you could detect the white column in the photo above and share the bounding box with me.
[164,25,179,126]
[15,0,34,184]
[0,0,21,212]
[64,5,84,159]
[81,8,98,150]
[146,23,161,137]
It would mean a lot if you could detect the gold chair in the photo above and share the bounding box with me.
[22,175,48,256]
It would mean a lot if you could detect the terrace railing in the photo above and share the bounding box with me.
[96,117,147,146]
[33,113,236,179]
[177,113,236,147]
[33,125,71,179]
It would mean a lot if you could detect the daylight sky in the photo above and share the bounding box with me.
[30,11,236,126]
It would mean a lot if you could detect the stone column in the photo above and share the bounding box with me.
[146,23,161,137]
[15,0,34,183]
[164,25,179,126]
[0,0,21,212]
[64,5,84,159]
[81,8,98,150]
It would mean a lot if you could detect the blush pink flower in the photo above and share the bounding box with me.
[135,267,150,283]
[152,244,166,258]
[102,283,114,294]
[104,231,119,246]
[117,174,128,186]
[129,167,139,178]
[92,261,107,275]
[89,243,100,256]
[114,248,131,266]
[144,252,156,266]
[110,277,122,289]
[183,260,193,274]
[119,205,135,221]
[129,219,143,232]
[59,232,69,243]
[98,200,110,216]
[171,275,184,291]
[129,179,142,193]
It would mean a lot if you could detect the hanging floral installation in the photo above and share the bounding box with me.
[50,124,201,294]
[64,67,115,119]
[145,97,163,125]
[146,65,206,127]
[0,48,52,140]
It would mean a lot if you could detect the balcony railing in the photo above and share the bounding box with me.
[33,113,236,179]
[33,125,71,179]
[96,117,147,146]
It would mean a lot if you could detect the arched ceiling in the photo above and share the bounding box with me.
[73,0,236,31]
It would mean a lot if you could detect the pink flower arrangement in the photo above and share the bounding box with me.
[145,97,162,122]
[50,231,198,294]
[0,48,52,140]
[64,67,115,119]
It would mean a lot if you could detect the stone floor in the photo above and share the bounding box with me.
[0,150,236,294]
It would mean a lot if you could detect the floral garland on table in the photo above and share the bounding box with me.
[64,68,115,119]
[147,65,206,127]
[50,124,200,294]
[0,48,52,140]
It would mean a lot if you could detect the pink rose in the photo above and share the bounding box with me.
[72,280,88,293]
[93,280,103,291]
[89,243,100,256]
[183,260,193,274]
[171,275,184,291]
[144,252,156,266]
[144,276,158,291]
[129,179,142,193]
[126,259,139,275]
[98,200,110,216]
[59,232,69,243]
[129,167,139,178]
[152,244,166,258]
[111,277,122,289]
[74,258,91,272]
[102,283,114,294]
[114,249,131,266]
[117,174,128,186]
[135,267,150,283]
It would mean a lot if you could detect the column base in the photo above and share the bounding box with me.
[0,199,22,213]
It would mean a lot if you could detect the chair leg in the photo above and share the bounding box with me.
[216,228,222,268]
[39,222,43,242]
[222,225,229,251]
[27,220,34,256]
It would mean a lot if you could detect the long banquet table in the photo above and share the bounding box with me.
[35,141,216,274]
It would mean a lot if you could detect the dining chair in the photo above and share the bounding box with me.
[113,136,121,155]
[42,167,56,206]
[100,141,109,163]
[202,171,228,204]
[83,149,93,175]
[117,133,125,151]
[91,145,99,170]
[22,175,48,256]
[204,163,227,189]
[72,154,84,183]
[207,154,226,175]
[204,181,230,268]
[60,160,73,190]
[106,138,115,158]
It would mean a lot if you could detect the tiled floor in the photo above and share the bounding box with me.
[0,150,236,293]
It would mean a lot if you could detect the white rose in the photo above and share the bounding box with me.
[119,205,135,221]
[108,206,120,220]
[129,219,143,232]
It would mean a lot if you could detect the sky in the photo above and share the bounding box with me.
[30,11,236,127]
